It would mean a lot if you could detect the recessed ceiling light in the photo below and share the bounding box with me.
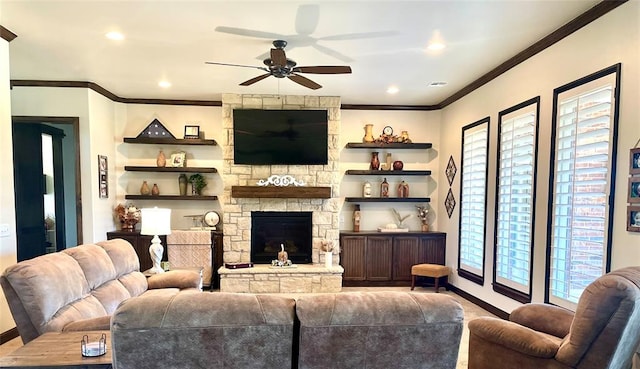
[105,31,124,41]
[429,81,448,87]
[426,30,446,52]
[427,42,445,51]
[386,86,399,94]
[158,81,172,88]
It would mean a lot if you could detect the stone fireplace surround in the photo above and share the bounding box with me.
[218,94,343,293]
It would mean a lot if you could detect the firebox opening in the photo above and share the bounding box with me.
[251,211,312,264]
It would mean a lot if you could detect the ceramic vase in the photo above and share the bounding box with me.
[363,182,372,197]
[397,180,409,198]
[393,160,404,170]
[140,181,151,195]
[156,150,166,167]
[370,152,380,170]
[178,174,188,196]
[385,153,392,171]
[363,124,375,143]
[151,183,160,196]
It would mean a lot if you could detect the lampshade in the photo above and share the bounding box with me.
[140,207,172,236]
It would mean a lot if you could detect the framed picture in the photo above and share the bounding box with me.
[184,125,200,139]
[629,177,640,203]
[170,151,186,167]
[627,206,640,232]
[98,155,108,198]
[631,148,640,175]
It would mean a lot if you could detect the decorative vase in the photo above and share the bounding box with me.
[363,124,375,143]
[140,181,151,195]
[385,153,392,171]
[191,183,200,196]
[363,182,372,197]
[397,180,409,198]
[393,160,404,171]
[178,174,188,196]
[353,204,361,232]
[380,178,389,198]
[156,150,166,167]
[370,151,380,170]
[421,223,429,232]
[151,183,160,196]
[325,251,333,269]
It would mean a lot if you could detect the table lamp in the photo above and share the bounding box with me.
[140,207,172,274]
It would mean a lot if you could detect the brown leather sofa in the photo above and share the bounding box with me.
[110,290,464,369]
[468,266,640,369]
[1,238,201,344]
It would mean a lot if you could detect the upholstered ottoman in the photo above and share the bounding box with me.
[295,291,464,369]
[411,263,451,292]
[111,291,296,369]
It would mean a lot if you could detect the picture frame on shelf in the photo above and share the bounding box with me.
[98,155,108,199]
[170,151,186,167]
[184,125,200,139]
[631,148,640,175]
[627,206,640,232]
[629,177,640,203]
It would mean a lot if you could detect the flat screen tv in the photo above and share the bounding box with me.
[233,109,328,165]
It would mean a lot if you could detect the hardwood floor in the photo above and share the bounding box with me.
[0,287,495,369]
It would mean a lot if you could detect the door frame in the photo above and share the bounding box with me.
[12,116,83,244]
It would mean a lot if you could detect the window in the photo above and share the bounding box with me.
[494,97,540,302]
[458,117,490,284]
[547,64,620,310]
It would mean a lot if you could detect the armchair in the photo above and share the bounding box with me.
[468,266,640,369]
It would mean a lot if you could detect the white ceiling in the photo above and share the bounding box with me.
[1,1,601,106]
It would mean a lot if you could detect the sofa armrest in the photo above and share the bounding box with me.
[509,303,574,338]
[468,317,561,358]
[62,316,111,332]
[147,270,201,290]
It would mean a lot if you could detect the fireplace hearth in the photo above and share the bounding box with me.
[251,211,312,264]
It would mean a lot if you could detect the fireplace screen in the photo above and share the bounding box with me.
[251,211,312,264]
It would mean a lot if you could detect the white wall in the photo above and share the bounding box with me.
[0,35,18,335]
[339,110,442,231]
[439,2,640,313]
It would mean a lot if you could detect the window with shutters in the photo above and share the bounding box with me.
[458,118,490,284]
[493,97,540,302]
[547,64,620,310]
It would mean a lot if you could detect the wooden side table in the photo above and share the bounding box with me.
[0,331,112,368]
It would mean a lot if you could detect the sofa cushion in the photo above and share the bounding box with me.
[96,239,141,277]
[296,291,464,369]
[63,244,117,289]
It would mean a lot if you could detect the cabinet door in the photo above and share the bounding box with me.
[392,236,420,281]
[340,236,366,281]
[365,236,392,281]
[419,235,446,265]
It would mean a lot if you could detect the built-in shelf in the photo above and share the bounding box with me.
[345,142,432,149]
[124,166,217,173]
[231,186,332,199]
[344,197,430,203]
[345,170,431,176]
[125,195,218,201]
[123,137,217,145]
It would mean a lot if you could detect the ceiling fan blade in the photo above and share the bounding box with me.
[292,66,352,74]
[270,48,287,66]
[240,73,272,86]
[311,44,353,62]
[214,26,285,40]
[205,62,269,72]
[288,74,322,90]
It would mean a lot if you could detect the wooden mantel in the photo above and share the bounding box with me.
[231,186,332,199]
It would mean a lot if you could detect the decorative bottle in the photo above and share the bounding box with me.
[363,124,374,143]
[380,178,389,198]
[151,183,160,196]
[397,180,409,198]
[140,181,151,195]
[178,174,188,196]
[353,204,361,232]
[156,150,166,167]
[370,152,380,170]
[363,181,372,198]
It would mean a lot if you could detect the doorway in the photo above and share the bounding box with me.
[12,116,82,261]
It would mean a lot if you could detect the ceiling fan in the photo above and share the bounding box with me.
[205,40,352,90]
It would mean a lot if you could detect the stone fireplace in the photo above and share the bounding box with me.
[218,94,343,293]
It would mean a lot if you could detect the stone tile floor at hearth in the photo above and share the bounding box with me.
[0,287,495,369]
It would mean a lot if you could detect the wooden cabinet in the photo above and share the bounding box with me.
[106,230,168,272]
[340,231,446,286]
